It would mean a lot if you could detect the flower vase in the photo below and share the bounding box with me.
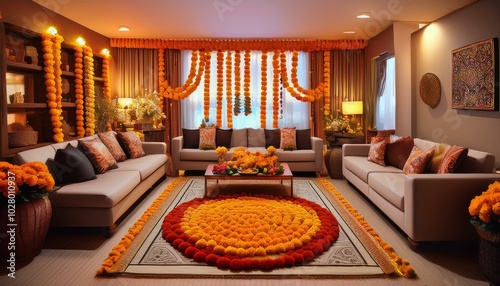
[0,196,52,273]
[218,156,225,165]
[475,226,500,285]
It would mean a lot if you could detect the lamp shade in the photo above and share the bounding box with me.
[342,101,363,115]
[117,98,134,108]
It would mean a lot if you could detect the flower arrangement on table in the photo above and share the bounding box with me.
[0,161,56,203]
[128,89,166,125]
[213,146,284,175]
[469,181,500,234]
[324,114,362,135]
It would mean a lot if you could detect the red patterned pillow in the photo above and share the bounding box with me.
[437,145,468,174]
[403,146,435,174]
[199,127,216,150]
[98,131,127,162]
[78,137,118,174]
[384,136,414,169]
[117,131,146,159]
[280,128,296,150]
[367,137,387,166]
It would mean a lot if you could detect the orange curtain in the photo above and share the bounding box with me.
[162,49,181,154]
[310,51,325,139]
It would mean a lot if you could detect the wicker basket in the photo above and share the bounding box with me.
[8,131,38,147]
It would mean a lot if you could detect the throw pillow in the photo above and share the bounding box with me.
[374,130,393,143]
[78,137,118,174]
[367,138,387,166]
[49,144,96,185]
[403,146,435,174]
[117,131,146,159]
[296,129,312,150]
[98,131,127,162]
[247,128,266,147]
[384,136,414,169]
[216,128,233,149]
[428,143,451,173]
[437,145,468,174]
[231,128,247,147]
[280,127,297,150]
[182,128,200,149]
[265,129,280,148]
[199,127,216,150]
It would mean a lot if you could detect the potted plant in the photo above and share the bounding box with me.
[0,161,56,271]
[468,181,500,284]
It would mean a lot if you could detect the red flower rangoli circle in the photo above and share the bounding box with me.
[162,194,340,271]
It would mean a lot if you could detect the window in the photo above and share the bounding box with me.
[375,56,395,130]
[180,50,310,129]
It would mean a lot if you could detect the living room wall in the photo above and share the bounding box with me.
[412,0,500,170]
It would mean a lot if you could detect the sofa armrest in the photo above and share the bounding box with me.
[342,144,370,157]
[142,142,166,155]
[171,136,183,169]
[311,137,323,171]
[404,173,500,241]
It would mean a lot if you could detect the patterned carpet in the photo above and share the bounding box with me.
[98,177,402,279]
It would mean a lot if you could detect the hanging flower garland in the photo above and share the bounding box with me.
[41,31,64,142]
[83,45,95,136]
[233,51,242,116]
[272,52,280,128]
[243,51,252,116]
[73,45,85,138]
[203,51,212,121]
[158,48,165,109]
[226,51,233,128]
[260,52,268,128]
[280,51,324,102]
[102,50,112,131]
[323,51,331,117]
[166,50,205,100]
[216,50,224,126]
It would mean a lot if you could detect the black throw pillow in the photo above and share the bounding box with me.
[182,128,200,149]
[265,129,280,148]
[296,129,312,150]
[49,144,97,185]
[216,128,233,148]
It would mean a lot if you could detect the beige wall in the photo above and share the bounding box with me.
[412,0,500,169]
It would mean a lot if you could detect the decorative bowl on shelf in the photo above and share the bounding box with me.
[8,131,38,147]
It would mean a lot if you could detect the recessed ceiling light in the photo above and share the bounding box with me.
[343,31,356,34]
[118,26,130,32]
[357,12,371,19]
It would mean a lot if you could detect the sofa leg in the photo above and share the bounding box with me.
[407,237,420,251]
[106,224,117,237]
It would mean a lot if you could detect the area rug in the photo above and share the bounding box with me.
[96,177,416,279]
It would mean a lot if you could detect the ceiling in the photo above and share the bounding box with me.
[33,0,477,40]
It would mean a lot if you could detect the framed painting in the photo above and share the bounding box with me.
[451,38,498,110]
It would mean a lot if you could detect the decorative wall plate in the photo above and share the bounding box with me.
[419,73,441,108]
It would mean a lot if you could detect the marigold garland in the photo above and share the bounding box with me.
[225,51,233,128]
[281,51,324,102]
[260,52,268,128]
[96,177,183,276]
[83,45,95,136]
[73,45,85,138]
[165,50,205,100]
[272,52,280,128]
[233,51,242,116]
[323,51,331,117]
[203,51,212,121]
[102,52,113,130]
[162,193,340,272]
[319,178,417,279]
[158,48,168,102]
[41,32,64,142]
[216,50,224,126]
[243,50,252,116]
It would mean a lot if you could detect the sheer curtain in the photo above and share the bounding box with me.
[180,50,310,129]
[375,56,395,130]
[114,48,158,98]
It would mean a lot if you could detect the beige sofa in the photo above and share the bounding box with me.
[342,138,500,247]
[13,137,168,234]
[171,128,323,174]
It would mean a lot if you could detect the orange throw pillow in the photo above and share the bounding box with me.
[403,146,435,174]
[437,145,468,174]
[367,138,387,166]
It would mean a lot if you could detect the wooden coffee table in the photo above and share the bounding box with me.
[204,162,293,197]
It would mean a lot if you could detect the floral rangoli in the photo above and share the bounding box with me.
[162,194,340,271]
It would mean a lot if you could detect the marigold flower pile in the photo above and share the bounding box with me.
[0,161,55,199]
[469,181,500,227]
[162,194,340,271]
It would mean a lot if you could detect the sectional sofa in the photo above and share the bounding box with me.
[171,128,323,174]
[342,137,500,248]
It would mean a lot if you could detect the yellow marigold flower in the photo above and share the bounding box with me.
[255,246,266,256]
[479,203,492,223]
[225,246,237,256]
[213,245,226,255]
[493,202,500,216]
[195,239,207,249]
[206,239,217,248]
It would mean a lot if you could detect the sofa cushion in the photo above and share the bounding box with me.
[231,128,248,147]
[265,129,280,148]
[296,129,312,150]
[49,143,96,185]
[111,154,168,180]
[199,127,216,150]
[216,128,233,148]
[403,146,435,174]
[117,131,146,159]
[248,128,265,147]
[343,156,402,182]
[280,127,296,150]
[275,149,315,162]
[182,128,200,149]
[48,170,141,208]
[180,149,218,161]
[367,138,387,166]
[368,172,405,211]
[98,131,127,162]
[78,137,118,174]
[385,136,414,169]
[438,145,468,174]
